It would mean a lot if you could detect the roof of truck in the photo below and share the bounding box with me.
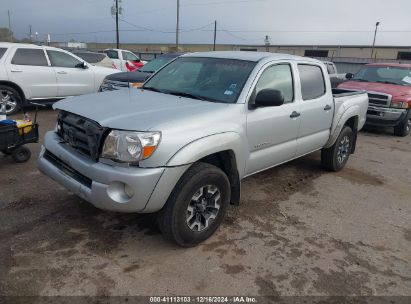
[366,63,411,68]
[185,51,320,63]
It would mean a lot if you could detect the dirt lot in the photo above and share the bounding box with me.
[0,108,410,297]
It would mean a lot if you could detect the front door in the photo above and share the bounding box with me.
[246,63,301,175]
[46,50,95,97]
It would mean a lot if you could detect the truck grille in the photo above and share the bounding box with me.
[367,92,392,107]
[100,79,129,92]
[56,111,106,161]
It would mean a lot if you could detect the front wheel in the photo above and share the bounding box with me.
[321,126,354,172]
[394,112,411,137]
[157,162,231,247]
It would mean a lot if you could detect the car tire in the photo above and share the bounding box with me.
[0,85,22,115]
[393,111,410,137]
[11,146,31,163]
[157,162,231,247]
[321,126,354,172]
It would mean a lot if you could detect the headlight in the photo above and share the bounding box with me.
[101,130,161,163]
[391,101,409,109]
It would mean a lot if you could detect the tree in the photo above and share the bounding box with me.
[0,27,14,42]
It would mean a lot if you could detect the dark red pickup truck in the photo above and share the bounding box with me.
[338,63,411,136]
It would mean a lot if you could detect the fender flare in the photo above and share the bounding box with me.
[324,106,359,149]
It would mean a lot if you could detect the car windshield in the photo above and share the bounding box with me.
[142,57,256,103]
[352,66,411,86]
[139,57,175,73]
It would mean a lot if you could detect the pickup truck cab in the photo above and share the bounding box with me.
[0,43,118,114]
[323,61,346,88]
[338,63,411,136]
[38,52,368,247]
[103,49,146,72]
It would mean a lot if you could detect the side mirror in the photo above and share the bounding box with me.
[345,73,354,80]
[254,89,284,108]
[76,61,88,69]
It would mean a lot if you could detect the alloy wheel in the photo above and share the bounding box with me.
[337,135,350,164]
[186,185,221,232]
[0,90,18,114]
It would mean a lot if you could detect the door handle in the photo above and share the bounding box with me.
[324,105,332,111]
[290,111,301,119]
[57,71,68,74]
[10,69,22,73]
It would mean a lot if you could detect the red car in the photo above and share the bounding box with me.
[338,63,411,136]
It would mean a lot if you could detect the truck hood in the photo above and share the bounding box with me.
[105,70,151,83]
[54,89,230,131]
[338,81,411,99]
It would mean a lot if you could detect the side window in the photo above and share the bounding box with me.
[0,48,7,59]
[298,64,326,100]
[327,64,336,74]
[105,50,119,59]
[11,48,48,66]
[122,51,139,61]
[254,64,294,103]
[47,50,82,68]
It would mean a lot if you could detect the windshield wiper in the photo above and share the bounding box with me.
[376,80,399,85]
[142,86,167,93]
[352,78,369,82]
[167,91,209,101]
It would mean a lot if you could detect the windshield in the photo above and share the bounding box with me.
[352,66,411,86]
[139,57,175,73]
[142,57,256,103]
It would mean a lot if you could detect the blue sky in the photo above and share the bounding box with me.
[2,0,411,46]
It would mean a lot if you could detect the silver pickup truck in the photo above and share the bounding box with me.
[38,52,368,247]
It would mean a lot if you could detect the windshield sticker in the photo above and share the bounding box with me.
[229,84,237,90]
[224,90,234,95]
[402,76,411,84]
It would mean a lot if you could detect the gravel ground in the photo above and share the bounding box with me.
[0,108,410,297]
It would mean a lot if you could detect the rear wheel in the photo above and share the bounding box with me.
[321,126,354,172]
[394,111,411,137]
[157,162,231,247]
[11,146,31,163]
[0,86,22,115]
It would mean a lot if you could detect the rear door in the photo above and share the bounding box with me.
[246,62,301,175]
[295,63,334,156]
[7,47,57,99]
[46,50,95,97]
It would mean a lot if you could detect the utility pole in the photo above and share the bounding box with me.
[8,10,12,42]
[176,0,180,50]
[213,20,217,51]
[371,21,380,60]
[115,0,120,48]
[29,25,32,43]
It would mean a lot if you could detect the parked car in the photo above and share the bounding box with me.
[323,61,346,88]
[100,52,185,91]
[72,51,116,69]
[103,49,146,72]
[0,43,119,114]
[338,63,411,136]
[38,52,368,247]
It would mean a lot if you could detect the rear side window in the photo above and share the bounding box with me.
[254,64,294,103]
[122,51,139,61]
[0,48,7,59]
[11,48,48,66]
[298,64,326,100]
[74,52,105,63]
[104,50,119,59]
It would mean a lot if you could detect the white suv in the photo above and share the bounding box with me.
[0,43,119,114]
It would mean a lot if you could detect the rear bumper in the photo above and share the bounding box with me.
[38,132,189,213]
[366,106,408,127]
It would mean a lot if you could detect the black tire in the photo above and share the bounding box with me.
[11,146,31,163]
[393,111,410,137]
[0,85,23,115]
[321,126,354,172]
[157,162,231,247]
